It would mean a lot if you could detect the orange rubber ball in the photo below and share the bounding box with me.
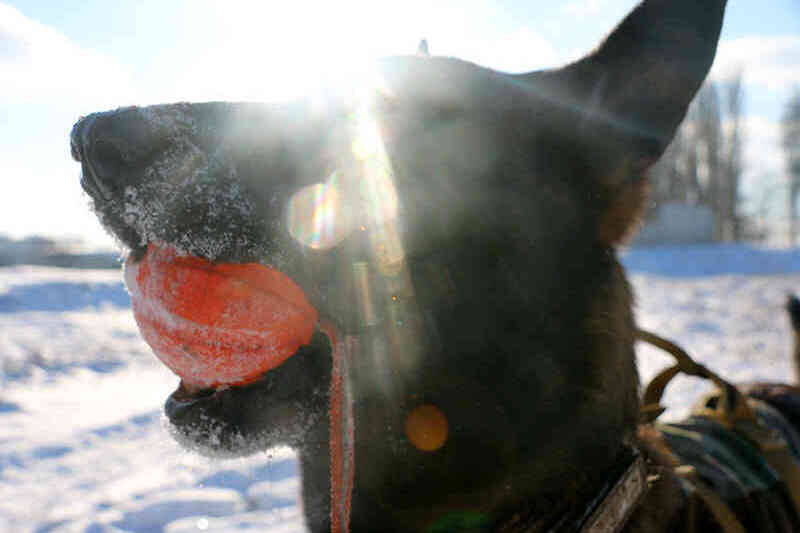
[126,244,318,389]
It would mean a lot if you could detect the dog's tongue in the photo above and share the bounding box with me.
[125,244,318,390]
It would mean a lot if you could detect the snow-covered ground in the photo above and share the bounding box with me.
[2,244,800,532]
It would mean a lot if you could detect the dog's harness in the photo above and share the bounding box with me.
[638,329,800,533]
[494,329,800,533]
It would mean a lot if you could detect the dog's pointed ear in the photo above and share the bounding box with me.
[523,0,727,165]
[520,0,727,244]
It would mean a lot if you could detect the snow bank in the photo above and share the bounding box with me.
[2,244,800,531]
[622,243,800,277]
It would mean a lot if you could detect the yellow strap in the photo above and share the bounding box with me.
[641,364,680,423]
[689,480,747,533]
[762,445,800,514]
[733,415,800,515]
[636,329,756,425]
[639,329,800,520]
[675,466,747,533]
[636,330,704,375]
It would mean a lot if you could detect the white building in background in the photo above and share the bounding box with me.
[633,202,714,246]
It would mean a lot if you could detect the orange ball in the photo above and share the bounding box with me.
[126,244,318,389]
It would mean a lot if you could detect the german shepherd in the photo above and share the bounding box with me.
[71,1,732,531]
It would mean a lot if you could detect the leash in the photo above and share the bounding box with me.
[322,322,355,533]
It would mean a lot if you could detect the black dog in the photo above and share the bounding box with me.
[71,1,727,531]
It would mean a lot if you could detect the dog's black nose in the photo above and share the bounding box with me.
[71,107,166,200]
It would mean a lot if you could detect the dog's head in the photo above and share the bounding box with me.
[71,1,725,530]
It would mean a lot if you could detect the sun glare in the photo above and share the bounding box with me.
[287,90,400,268]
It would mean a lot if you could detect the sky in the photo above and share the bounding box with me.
[1,0,798,250]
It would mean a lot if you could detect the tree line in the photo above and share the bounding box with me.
[647,73,800,245]
[784,89,800,244]
[646,74,744,241]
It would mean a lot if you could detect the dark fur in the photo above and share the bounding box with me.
[71,1,727,530]
[788,295,800,383]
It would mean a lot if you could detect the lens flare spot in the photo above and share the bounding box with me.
[286,91,402,269]
[287,172,353,250]
[405,404,449,452]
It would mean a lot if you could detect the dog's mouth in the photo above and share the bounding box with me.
[122,243,334,445]
[162,325,326,411]
[121,243,336,453]
[164,380,218,421]
[162,326,334,454]
[71,107,342,444]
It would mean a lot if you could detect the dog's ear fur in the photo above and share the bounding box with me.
[531,0,726,163]
[521,0,727,243]
[376,1,726,245]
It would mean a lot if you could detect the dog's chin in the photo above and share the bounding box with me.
[164,382,285,458]
[163,379,307,458]
[162,328,334,458]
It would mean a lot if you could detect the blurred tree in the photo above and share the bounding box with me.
[720,75,744,241]
[647,74,745,241]
[783,90,800,245]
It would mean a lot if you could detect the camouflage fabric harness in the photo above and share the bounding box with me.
[639,330,800,532]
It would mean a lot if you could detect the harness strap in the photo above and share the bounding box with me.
[637,329,756,426]
[675,465,746,533]
[720,400,800,515]
[638,328,800,530]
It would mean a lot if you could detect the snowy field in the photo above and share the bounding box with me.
[2,244,800,532]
